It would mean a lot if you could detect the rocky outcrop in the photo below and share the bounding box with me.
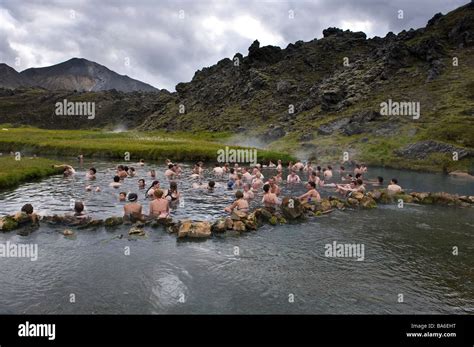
[395,140,472,160]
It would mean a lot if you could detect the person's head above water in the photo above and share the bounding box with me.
[235,190,244,199]
[154,189,164,199]
[263,184,270,193]
[21,204,34,215]
[128,193,138,202]
[390,178,398,184]
[169,181,178,191]
[356,178,363,186]
[119,192,126,200]
[208,180,215,188]
[308,181,316,189]
[113,176,120,183]
[243,183,250,191]
[168,164,174,169]
[89,168,97,174]
[377,176,384,183]
[74,201,84,214]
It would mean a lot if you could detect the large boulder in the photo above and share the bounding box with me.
[280,197,305,220]
[178,221,212,239]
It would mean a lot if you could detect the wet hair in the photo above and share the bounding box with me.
[311,171,317,177]
[119,192,126,197]
[235,190,244,199]
[308,181,316,188]
[328,165,332,170]
[74,201,84,214]
[89,167,97,174]
[113,176,120,182]
[208,180,215,188]
[168,164,174,169]
[356,179,363,186]
[230,168,235,174]
[117,165,124,170]
[128,193,138,202]
[356,164,361,169]
[263,184,270,193]
[138,179,145,184]
[391,178,398,184]
[169,181,178,192]
[316,166,321,171]
[21,204,34,215]
[355,173,362,179]
[340,166,345,170]
[129,167,135,172]
[145,180,160,195]
[140,159,145,163]
[154,189,164,198]
[377,176,384,183]
[123,166,129,172]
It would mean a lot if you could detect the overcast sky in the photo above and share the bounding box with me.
[0,0,468,91]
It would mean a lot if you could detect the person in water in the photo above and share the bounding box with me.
[117,165,128,179]
[138,159,145,167]
[224,190,249,213]
[53,164,76,176]
[119,192,127,202]
[266,177,281,196]
[109,176,122,188]
[287,171,301,184]
[86,167,97,180]
[251,172,264,190]
[138,179,146,189]
[243,183,254,200]
[149,169,157,179]
[74,201,88,219]
[387,178,402,193]
[128,167,136,177]
[14,204,39,225]
[146,180,160,198]
[149,189,170,218]
[298,182,321,203]
[192,180,216,191]
[213,164,224,177]
[262,184,279,209]
[165,164,176,179]
[164,181,180,202]
[123,193,144,222]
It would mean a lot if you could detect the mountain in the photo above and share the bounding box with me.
[0,63,31,89]
[0,2,473,172]
[18,58,158,92]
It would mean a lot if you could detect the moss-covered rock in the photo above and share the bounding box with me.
[104,216,123,227]
[0,216,18,232]
[360,196,377,208]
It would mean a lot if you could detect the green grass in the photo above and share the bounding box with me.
[0,156,62,189]
[0,126,295,164]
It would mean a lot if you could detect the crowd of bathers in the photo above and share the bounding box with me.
[8,158,404,226]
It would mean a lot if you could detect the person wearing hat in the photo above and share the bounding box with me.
[123,193,144,222]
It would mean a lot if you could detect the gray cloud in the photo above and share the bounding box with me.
[0,0,468,90]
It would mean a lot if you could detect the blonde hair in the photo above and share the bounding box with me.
[154,189,164,198]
